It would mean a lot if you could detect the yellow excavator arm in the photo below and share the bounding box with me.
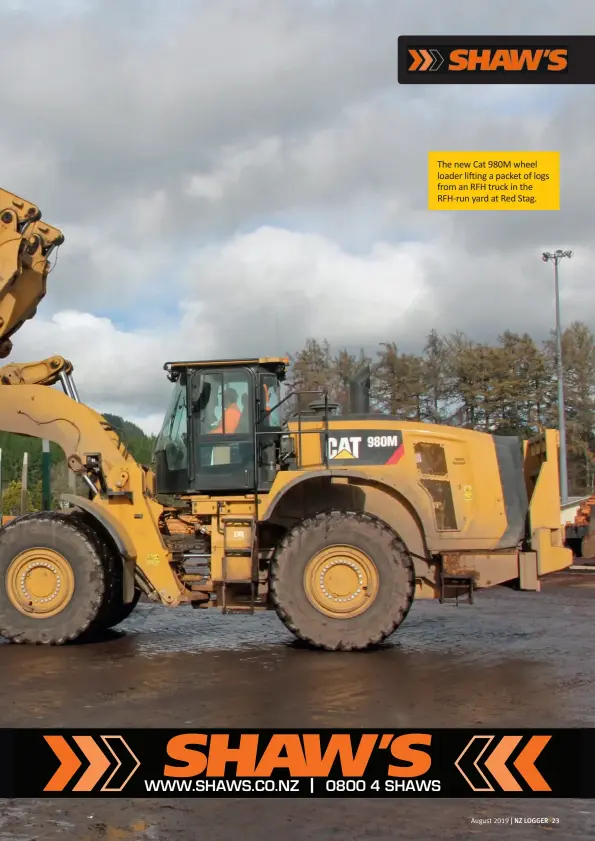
[0,188,64,359]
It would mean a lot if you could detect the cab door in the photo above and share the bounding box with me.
[189,367,256,493]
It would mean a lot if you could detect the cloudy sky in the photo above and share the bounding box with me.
[3,0,593,433]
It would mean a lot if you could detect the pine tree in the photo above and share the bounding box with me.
[329,348,371,412]
[286,338,334,412]
[420,329,451,423]
[372,342,424,419]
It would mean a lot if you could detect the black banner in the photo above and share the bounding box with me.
[398,36,595,84]
[0,729,593,798]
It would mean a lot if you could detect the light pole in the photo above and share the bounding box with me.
[542,249,573,505]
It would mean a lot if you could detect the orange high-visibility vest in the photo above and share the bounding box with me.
[211,403,241,434]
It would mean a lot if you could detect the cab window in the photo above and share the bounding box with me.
[197,370,251,435]
[261,374,281,428]
[155,376,188,471]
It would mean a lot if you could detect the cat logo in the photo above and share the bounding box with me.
[328,436,361,460]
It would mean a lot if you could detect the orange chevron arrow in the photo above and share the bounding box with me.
[454,735,495,792]
[101,735,141,792]
[484,736,522,791]
[513,736,551,792]
[419,49,433,71]
[72,736,111,792]
[43,736,82,791]
[408,49,422,71]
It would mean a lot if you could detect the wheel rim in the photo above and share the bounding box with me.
[5,548,75,618]
[304,545,379,619]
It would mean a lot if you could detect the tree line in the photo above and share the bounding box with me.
[0,321,593,508]
[286,322,595,497]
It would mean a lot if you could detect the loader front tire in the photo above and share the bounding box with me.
[103,587,141,630]
[0,512,108,644]
[270,511,415,651]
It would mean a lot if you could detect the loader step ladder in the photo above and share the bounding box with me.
[439,573,474,606]
[221,517,257,615]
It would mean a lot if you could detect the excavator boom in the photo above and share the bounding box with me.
[0,189,64,359]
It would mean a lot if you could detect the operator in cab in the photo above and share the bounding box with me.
[210,387,241,434]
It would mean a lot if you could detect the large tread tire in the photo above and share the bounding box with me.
[270,510,415,651]
[68,510,126,637]
[62,510,140,634]
[0,511,108,644]
[102,587,141,630]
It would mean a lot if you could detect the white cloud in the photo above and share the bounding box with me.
[2,0,595,434]
[186,138,283,201]
[15,311,176,415]
[14,228,432,428]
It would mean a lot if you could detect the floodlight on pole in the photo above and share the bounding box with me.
[541,249,572,505]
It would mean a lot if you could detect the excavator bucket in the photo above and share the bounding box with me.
[0,189,63,358]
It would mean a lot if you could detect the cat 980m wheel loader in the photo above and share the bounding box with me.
[0,188,573,649]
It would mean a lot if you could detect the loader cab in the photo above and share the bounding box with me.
[153,357,287,496]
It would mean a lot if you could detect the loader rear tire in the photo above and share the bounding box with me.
[0,511,108,644]
[270,510,415,651]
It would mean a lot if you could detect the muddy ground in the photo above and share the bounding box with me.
[1,572,595,840]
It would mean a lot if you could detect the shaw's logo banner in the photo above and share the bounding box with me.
[0,729,593,798]
[398,36,595,84]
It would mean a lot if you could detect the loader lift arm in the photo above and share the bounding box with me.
[0,188,187,630]
[0,380,186,604]
[0,354,76,388]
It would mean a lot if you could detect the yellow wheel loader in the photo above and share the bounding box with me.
[0,188,573,650]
